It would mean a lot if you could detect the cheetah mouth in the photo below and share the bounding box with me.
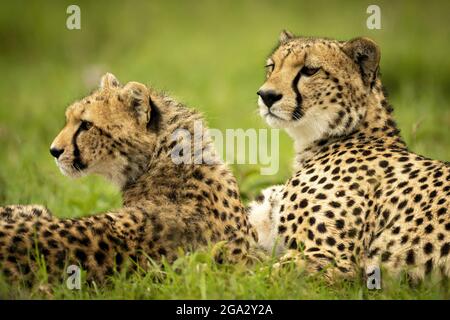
[258,98,301,124]
[55,159,88,178]
[262,111,293,129]
[264,111,287,121]
[262,109,303,128]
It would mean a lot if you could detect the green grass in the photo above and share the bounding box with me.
[0,0,449,299]
[1,248,448,300]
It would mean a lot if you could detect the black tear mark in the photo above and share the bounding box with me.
[291,70,304,120]
[72,123,88,170]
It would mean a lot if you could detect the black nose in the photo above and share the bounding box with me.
[257,90,283,108]
[50,147,64,159]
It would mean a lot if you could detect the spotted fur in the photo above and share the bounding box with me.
[251,32,450,282]
[0,73,257,282]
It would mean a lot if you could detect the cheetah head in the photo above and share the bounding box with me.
[50,73,160,187]
[257,31,380,140]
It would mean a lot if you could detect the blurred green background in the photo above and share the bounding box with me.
[0,0,449,216]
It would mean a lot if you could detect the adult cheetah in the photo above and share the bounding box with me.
[249,31,450,282]
[0,73,256,282]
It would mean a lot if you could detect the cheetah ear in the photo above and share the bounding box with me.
[100,73,120,89]
[122,82,150,126]
[342,37,380,88]
[279,29,294,43]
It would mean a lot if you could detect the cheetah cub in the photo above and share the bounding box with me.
[250,31,450,282]
[0,73,257,283]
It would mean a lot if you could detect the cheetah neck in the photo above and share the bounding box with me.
[121,94,225,206]
[356,85,406,147]
[288,83,406,167]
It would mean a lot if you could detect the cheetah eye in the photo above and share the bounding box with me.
[80,120,93,131]
[300,66,320,76]
[265,63,275,72]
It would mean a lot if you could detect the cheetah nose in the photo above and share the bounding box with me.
[257,90,283,109]
[50,147,64,159]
